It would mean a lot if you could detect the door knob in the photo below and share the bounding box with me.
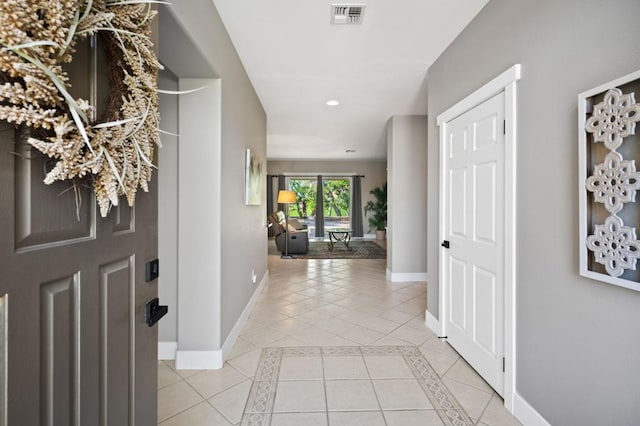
[441,240,450,249]
[145,298,168,327]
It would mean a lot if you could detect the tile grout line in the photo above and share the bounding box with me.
[442,368,496,395]
[157,363,184,391]
[157,383,205,425]
[360,347,389,426]
[321,349,330,426]
[181,363,249,402]
[474,393,496,426]
[202,399,236,426]
[236,359,261,426]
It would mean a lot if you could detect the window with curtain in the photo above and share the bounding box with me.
[286,177,318,236]
[322,178,351,231]
[283,176,353,237]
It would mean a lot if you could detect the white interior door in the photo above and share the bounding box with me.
[442,92,505,395]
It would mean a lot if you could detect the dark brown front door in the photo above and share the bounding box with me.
[0,66,159,426]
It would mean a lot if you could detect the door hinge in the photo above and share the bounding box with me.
[503,120,506,135]
[502,357,505,372]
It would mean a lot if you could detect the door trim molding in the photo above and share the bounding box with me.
[437,65,521,125]
[436,64,520,414]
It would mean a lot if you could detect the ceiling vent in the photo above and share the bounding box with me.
[331,4,366,25]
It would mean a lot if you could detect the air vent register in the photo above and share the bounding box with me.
[331,4,366,25]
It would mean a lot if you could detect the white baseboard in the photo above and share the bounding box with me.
[221,270,269,361]
[168,271,269,370]
[513,392,551,426]
[158,341,178,360]
[386,269,428,282]
[175,350,223,370]
[425,310,443,336]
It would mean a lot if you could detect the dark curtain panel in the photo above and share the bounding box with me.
[267,175,274,214]
[277,175,286,211]
[315,175,324,238]
[267,175,275,236]
[351,176,364,237]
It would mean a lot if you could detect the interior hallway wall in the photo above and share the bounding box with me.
[157,68,179,345]
[387,116,428,279]
[426,1,640,424]
[158,1,267,359]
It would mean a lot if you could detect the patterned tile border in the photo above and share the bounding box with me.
[240,346,474,426]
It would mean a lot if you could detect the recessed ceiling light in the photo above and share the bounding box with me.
[326,100,340,106]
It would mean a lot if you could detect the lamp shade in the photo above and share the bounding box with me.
[277,190,296,204]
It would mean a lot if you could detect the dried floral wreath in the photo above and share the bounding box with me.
[0,0,162,217]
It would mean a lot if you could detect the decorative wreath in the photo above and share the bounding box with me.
[0,0,162,217]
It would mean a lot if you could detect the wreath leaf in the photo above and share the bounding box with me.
[0,0,162,217]
[2,41,61,51]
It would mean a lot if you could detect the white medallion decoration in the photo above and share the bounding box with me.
[585,151,640,213]
[582,81,640,284]
[585,88,640,151]
[586,215,640,277]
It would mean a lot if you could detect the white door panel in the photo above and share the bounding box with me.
[443,92,505,395]
[450,168,467,237]
[473,266,497,355]
[449,257,468,331]
[450,131,467,158]
[474,162,497,244]
[473,113,499,151]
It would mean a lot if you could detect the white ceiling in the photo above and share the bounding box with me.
[211,0,489,160]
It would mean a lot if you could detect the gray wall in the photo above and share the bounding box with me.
[178,78,223,352]
[159,2,267,348]
[387,121,394,267]
[267,160,387,233]
[387,116,428,275]
[426,1,640,424]
[157,68,179,343]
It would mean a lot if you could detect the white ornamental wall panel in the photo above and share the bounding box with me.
[579,69,640,292]
[585,88,640,151]
[585,151,640,214]
[585,215,640,277]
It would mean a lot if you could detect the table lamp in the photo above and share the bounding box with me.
[277,190,297,259]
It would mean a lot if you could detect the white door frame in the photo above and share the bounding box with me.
[436,64,521,412]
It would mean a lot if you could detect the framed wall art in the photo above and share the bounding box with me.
[579,69,640,291]
[244,148,263,205]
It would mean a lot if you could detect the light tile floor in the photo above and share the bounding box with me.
[158,242,521,426]
[243,346,473,425]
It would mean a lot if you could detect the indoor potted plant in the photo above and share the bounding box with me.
[364,183,387,240]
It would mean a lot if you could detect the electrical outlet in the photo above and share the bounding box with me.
[251,270,257,284]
